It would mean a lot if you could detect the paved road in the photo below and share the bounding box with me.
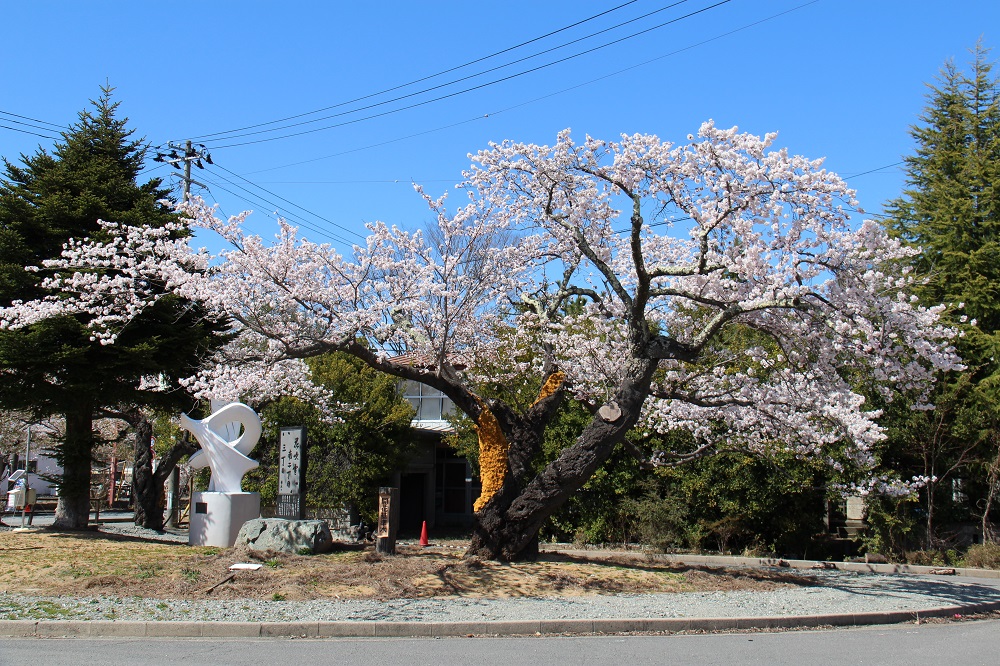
[2,619,999,666]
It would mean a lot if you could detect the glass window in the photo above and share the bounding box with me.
[419,396,442,420]
[403,381,455,421]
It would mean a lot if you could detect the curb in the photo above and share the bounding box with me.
[2,601,999,638]
[542,548,1000,579]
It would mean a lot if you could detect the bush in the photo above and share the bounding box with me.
[963,542,1000,569]
[903,549,959,566]
[622,483,691,552]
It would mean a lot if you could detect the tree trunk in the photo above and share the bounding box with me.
[53,406,94,530]
[466,359,655,561]
[925,480,936,550]
[132,413,197,531]
[982,438,1000,543]
[132,415,159,529]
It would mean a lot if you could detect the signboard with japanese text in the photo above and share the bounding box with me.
[277,426,307,519]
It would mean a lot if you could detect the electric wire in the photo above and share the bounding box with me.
[203,0,732,149]
[209,163,366,240]
[197,1,692,144]
[0,116,65,135]
[247,0,813,176]
[0,109,67,130]
[842,161,904,178]
[199,172,358,246]
[245,114,490,175]
[203,167,362,245]
[610,158,907,234]
[0,124,60,140]
[188,0,642,141]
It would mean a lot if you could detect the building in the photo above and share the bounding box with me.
[395,379,480,534]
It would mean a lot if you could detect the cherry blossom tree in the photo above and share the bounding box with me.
[2,122,962,560]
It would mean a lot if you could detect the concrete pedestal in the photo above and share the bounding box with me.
[189,491,261,547]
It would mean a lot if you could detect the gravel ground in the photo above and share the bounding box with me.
[3,518,1000,624]
[2,570,999,623]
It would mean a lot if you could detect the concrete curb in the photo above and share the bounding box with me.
[542,548,1000,579]
[2,601,999,638]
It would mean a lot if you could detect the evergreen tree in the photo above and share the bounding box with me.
[0,87,229,528]
[883,43,1000,546]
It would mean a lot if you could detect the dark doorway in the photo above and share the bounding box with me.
[399,472,427,535]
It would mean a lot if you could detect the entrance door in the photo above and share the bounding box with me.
[399,472,426,535]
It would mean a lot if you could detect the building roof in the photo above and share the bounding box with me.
[411,419,456,434]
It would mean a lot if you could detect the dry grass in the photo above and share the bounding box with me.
[0,531,814,601]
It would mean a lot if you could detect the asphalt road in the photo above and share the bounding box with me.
[2,619,999,666]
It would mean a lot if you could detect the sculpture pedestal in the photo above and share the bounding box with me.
[189,491,261,547]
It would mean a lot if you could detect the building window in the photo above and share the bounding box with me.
[436,459,471,514]
[403,381,455,421]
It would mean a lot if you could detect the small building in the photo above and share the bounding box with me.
[395,380,480,534]
[3,449,61,496]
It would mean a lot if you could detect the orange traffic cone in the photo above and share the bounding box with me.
[419,520,429,547]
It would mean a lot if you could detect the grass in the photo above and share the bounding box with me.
[0,530,815,602]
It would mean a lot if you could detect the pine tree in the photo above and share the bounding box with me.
[883,42,1000,545]
[0,87,229,528]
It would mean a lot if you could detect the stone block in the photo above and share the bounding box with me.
[201,622,261,637]
[236,518,333,554]
[0,620,36,637]
[261,621,319,637]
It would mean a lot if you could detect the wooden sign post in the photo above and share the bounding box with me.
[375,486,400,555]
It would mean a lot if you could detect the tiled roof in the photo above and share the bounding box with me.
[385,351,468,371]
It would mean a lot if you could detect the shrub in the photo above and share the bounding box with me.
[963,543,1000,569]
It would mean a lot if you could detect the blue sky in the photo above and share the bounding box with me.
[1,1,996,253]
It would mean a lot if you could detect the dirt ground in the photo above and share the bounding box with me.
[0,530,816,601]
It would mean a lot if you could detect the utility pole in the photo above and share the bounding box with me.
[21,425,30,528]
[154,140,212,199]
[152,139,211,529]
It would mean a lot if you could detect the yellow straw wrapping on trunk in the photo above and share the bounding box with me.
[473,373,564,513]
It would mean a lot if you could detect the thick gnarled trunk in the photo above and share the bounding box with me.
[466,359,655,561]
[131,415,158,529]
[131,412,196,530]
[53,406,94,530]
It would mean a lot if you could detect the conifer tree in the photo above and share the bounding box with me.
[0,87,229,528]
[883,43,1000,545]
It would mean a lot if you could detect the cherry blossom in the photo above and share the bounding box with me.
[0,122,963,559]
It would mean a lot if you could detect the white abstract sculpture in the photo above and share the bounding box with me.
[180,402,261,493]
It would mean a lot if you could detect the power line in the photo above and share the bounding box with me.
[198,1,692,145]
[187,1,642,142]
[199,172,358,246]
[248,0,813,176]
[842,161,904,178]
[0,115,65,135]
[245,114,490,175]
[0,124,59,140]
[254,179,454,184]
[204,0,733,150]
[204,165,363,244]
[0,109,67,130]
[208,163,366,241]
[490,1,817,118]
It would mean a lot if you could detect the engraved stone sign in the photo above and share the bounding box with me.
[277,426,307,520]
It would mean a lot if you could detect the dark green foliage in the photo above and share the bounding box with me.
[885,44,1000,363]
[244,352,416,522]
[0,87,229,526]
[525,398,827,556]
[878,44,1000,548]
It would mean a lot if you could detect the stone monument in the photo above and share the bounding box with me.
[181,402,262,547]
